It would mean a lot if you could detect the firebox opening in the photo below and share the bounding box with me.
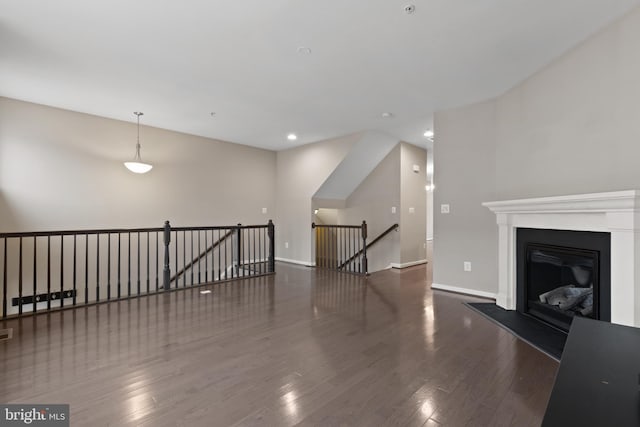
[516,228,611,333]
[526,244,597,331]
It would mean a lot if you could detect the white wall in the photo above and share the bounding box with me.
[0,97,276,232]
[433,6,640,296]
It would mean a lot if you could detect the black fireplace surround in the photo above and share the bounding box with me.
[516,228,611,332]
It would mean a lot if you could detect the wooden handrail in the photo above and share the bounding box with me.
[0,226,164,238]
[170,229,234,283]
[338,223,398,270]
[1,220,276,319]
[312,223,361,229]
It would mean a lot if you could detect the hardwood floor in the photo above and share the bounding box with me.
[0,259,558,426]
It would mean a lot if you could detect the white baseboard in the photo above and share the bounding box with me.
[389,259,428,269]
[275,257,315,267]
[431,283,496,300]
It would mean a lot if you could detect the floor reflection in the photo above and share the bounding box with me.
[0,260,558,426]
[0,275,276,403]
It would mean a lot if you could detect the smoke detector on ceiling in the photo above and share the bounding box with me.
[404,4,416,14]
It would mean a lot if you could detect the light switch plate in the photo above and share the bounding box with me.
[441,204,450,214]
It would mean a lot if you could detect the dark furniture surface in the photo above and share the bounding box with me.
[543,316,640,426]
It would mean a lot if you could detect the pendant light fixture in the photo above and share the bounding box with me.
[124,112,153,174]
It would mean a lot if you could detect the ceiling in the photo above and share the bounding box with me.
[1,0,638,151]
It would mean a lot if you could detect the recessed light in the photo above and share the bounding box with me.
[424,130,434,138]
[381,112,394,118]
[287,133,298,141]
[297,47,312,55]
[200,289,212,295]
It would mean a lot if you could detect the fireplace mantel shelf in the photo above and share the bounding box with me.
[483,190,640,327]
[482,190,640,214]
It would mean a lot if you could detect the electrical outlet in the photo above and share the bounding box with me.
[464,261,472,272]
[441,204,450,214]
[261,207,267,214]
[409,207,415,214]
[285,242,289,249]
[391,206,396,214]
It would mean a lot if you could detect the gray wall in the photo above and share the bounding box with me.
[433,6,640,296]
[426,148,434,241]
[275,134,359,264]
[337,144,401,272]
[494,6,640,199]
[433,101,497,294]
[400,143,427,265]
[0,97,278,312]
[314,208,338,225]
[0,97,276,231]
[334,142,428,271]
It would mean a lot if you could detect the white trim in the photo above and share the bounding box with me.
[389,259,428,269]
[275,257,314,267]
[368,265,393,273]
[431,283,497,300]
[426,237,434,241]
[482,190,640,214]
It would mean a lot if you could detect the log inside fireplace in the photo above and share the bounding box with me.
[516,228,611,332]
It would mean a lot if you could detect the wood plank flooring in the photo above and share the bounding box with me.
[0,259,558,426]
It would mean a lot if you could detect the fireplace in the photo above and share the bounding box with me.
[483,190,640,328]
[516,228,610,332]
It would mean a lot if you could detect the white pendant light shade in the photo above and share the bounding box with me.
[124,112,153,174]
[124,161,153,174]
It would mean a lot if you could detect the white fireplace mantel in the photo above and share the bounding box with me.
[483,190,640,327]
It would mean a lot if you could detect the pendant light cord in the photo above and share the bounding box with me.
[137,113,140,146]
[134,111,144,159]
